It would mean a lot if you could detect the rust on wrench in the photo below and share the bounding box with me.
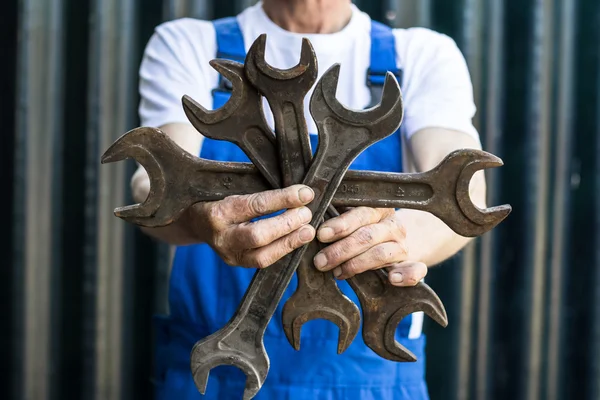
[244,35,362,353]
[101,126,510,238]
[189,65,403,399]
[182,60,281,188]
[100,126,271,226]
[245,34,316,187]
[184,58,361,353]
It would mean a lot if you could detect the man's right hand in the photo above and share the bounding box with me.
[181,184,316,269]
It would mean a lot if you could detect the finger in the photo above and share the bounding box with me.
[333,242,408,280]
[317,207,394,243]
[224,206,313,250]
[217,184,314,224]
[386,261,428,287]
[240,225,316,269]
[313,220,398,271]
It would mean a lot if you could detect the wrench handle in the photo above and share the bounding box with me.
[238,127,282,188]
[269,100,313,187]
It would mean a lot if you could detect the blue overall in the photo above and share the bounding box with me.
[153,17,429,400]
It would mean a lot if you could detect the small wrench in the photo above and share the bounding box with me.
[189,65,404,399]
[244,35,362,353]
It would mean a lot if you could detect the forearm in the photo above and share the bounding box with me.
[131,165,204,245]
[396,208,472,267]
[403,128,487,266]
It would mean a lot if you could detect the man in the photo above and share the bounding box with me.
[134,0,486,398]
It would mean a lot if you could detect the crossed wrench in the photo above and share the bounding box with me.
[101,128,509,238]
[100,36,512,399]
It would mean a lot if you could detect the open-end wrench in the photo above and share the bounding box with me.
[102,124,510,237]
[183,57,361,354]
[100,126,271,226]
[182,59,281,189]
[244,34,315,187]
[180,58,502,361]
[189,65,404,399]
[242,34,444,357]
[101,128,510,237]
[244,35,362,352]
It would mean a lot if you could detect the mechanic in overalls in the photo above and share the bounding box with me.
[133,0,486,398]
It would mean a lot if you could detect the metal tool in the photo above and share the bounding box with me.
[102,128,510,238]
[183,58,361,353]
[188,65,404,399]
[245,34,316,187]
[244,35,362,353]
[100,127,271,226]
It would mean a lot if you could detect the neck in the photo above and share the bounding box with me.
[262,0,352,34]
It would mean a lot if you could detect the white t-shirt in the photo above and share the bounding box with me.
[139,2,480,147]
[138,2,479,340]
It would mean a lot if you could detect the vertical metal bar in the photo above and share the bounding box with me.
[523,0,553,399]
[456,244,475,400]
[545,1,575,399]
[476,0,504,399]
[163,0,212,20]
[1,0,18,397]
[86,0,138,398]
[591,1,600,398]
[14,0,65,399]
[384,0,431,28]
[235,0,256,12]
[454,1,484,398]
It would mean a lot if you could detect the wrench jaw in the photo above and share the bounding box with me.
[190,336,269,400]
[182,60,245,124]
[381,283,448,362]
[248,34,318,82]
[362,282,448,362]
[100,127,168,226]
[431,149,513,237]
[282,299,361,354]
[313,64,404,132]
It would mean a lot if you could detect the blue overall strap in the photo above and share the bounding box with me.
[212,17,246,103]
[367,21,403,107]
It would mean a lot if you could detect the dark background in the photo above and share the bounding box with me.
[1,0,598,399]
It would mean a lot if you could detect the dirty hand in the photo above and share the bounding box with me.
[190,184,316,269]
[313,207,427,286]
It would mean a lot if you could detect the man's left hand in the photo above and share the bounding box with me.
[313,207,427,287]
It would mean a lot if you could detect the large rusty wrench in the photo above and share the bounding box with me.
[183,58,361,353]
[242,34,445,358]
[189,65,403,399]
[244,35,362,352]
[243,38,445,360]
[100,129,510,237]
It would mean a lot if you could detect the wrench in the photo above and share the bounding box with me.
[188,65,403,399]
[243,34,444,358]
[102,127,511,238]
[100,126,271,226]
[181,57,503,360]
[244,35,362,353]
[183,57,361,353]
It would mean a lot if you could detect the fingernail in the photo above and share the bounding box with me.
[298,207,312,222]
[391,272,404,284]
[314,253,328,269]
[318,227,334,241]
[299,227,314,242]
[298,187,314,203]
[333,267,342,278]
